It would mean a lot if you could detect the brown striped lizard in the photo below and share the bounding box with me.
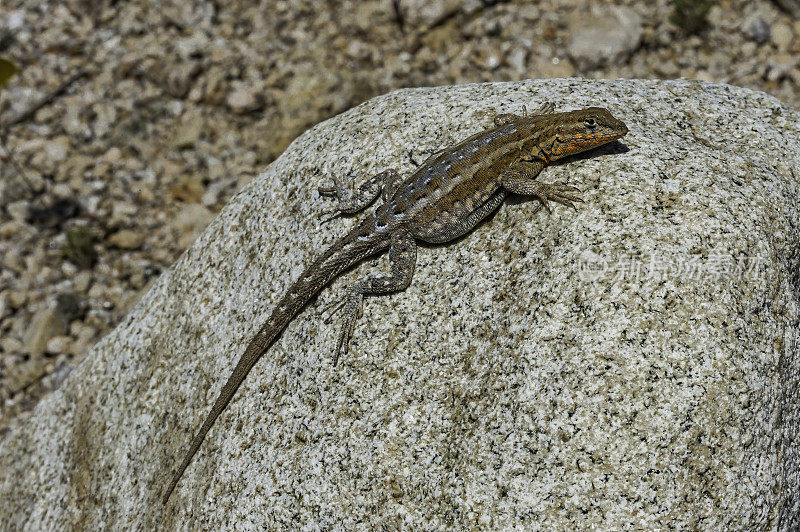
[162,104,629,504]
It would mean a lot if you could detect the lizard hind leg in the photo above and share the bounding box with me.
[332,228,416,365]
[319,169,401,223]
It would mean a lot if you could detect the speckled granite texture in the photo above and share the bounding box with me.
[1,79,798,530]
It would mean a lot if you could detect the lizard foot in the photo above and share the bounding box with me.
[319,169,390,223]
[318,178,349,223]
[320,289,363,365]
[332,290,364,365]
[534,182,584,213]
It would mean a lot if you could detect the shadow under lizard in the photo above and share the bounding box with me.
[162,105,629,504]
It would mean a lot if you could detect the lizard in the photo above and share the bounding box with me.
[162,104,629,504]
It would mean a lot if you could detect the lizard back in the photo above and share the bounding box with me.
[377,122,523,243]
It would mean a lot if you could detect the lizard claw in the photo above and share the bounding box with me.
[318,177,344,198]
[535,194,552,213]
[319,209,343,225]
[318,178,348,224]
[321,295,346,323]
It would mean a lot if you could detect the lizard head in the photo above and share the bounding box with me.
[543,107,628,161]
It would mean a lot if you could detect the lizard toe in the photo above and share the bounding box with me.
[536,194,552,213]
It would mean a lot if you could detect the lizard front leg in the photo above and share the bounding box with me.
[500,161,583,212]
[319,169,402,222]
[332,228,416,365]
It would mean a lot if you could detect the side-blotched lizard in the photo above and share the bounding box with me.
[162,104,629,503]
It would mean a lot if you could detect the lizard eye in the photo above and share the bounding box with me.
[584,118,597,128]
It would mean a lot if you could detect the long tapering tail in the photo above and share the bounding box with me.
[162,227,388,504]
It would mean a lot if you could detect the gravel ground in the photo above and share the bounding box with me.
[1,0,799,438]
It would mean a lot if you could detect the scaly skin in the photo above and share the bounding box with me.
[162,106,629,504]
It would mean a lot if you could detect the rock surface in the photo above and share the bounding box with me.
[0,79,799,529]
[4,0,800,445]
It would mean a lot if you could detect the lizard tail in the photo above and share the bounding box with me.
[162,228,387,504]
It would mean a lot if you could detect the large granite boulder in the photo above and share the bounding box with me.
[1,79,798,529]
